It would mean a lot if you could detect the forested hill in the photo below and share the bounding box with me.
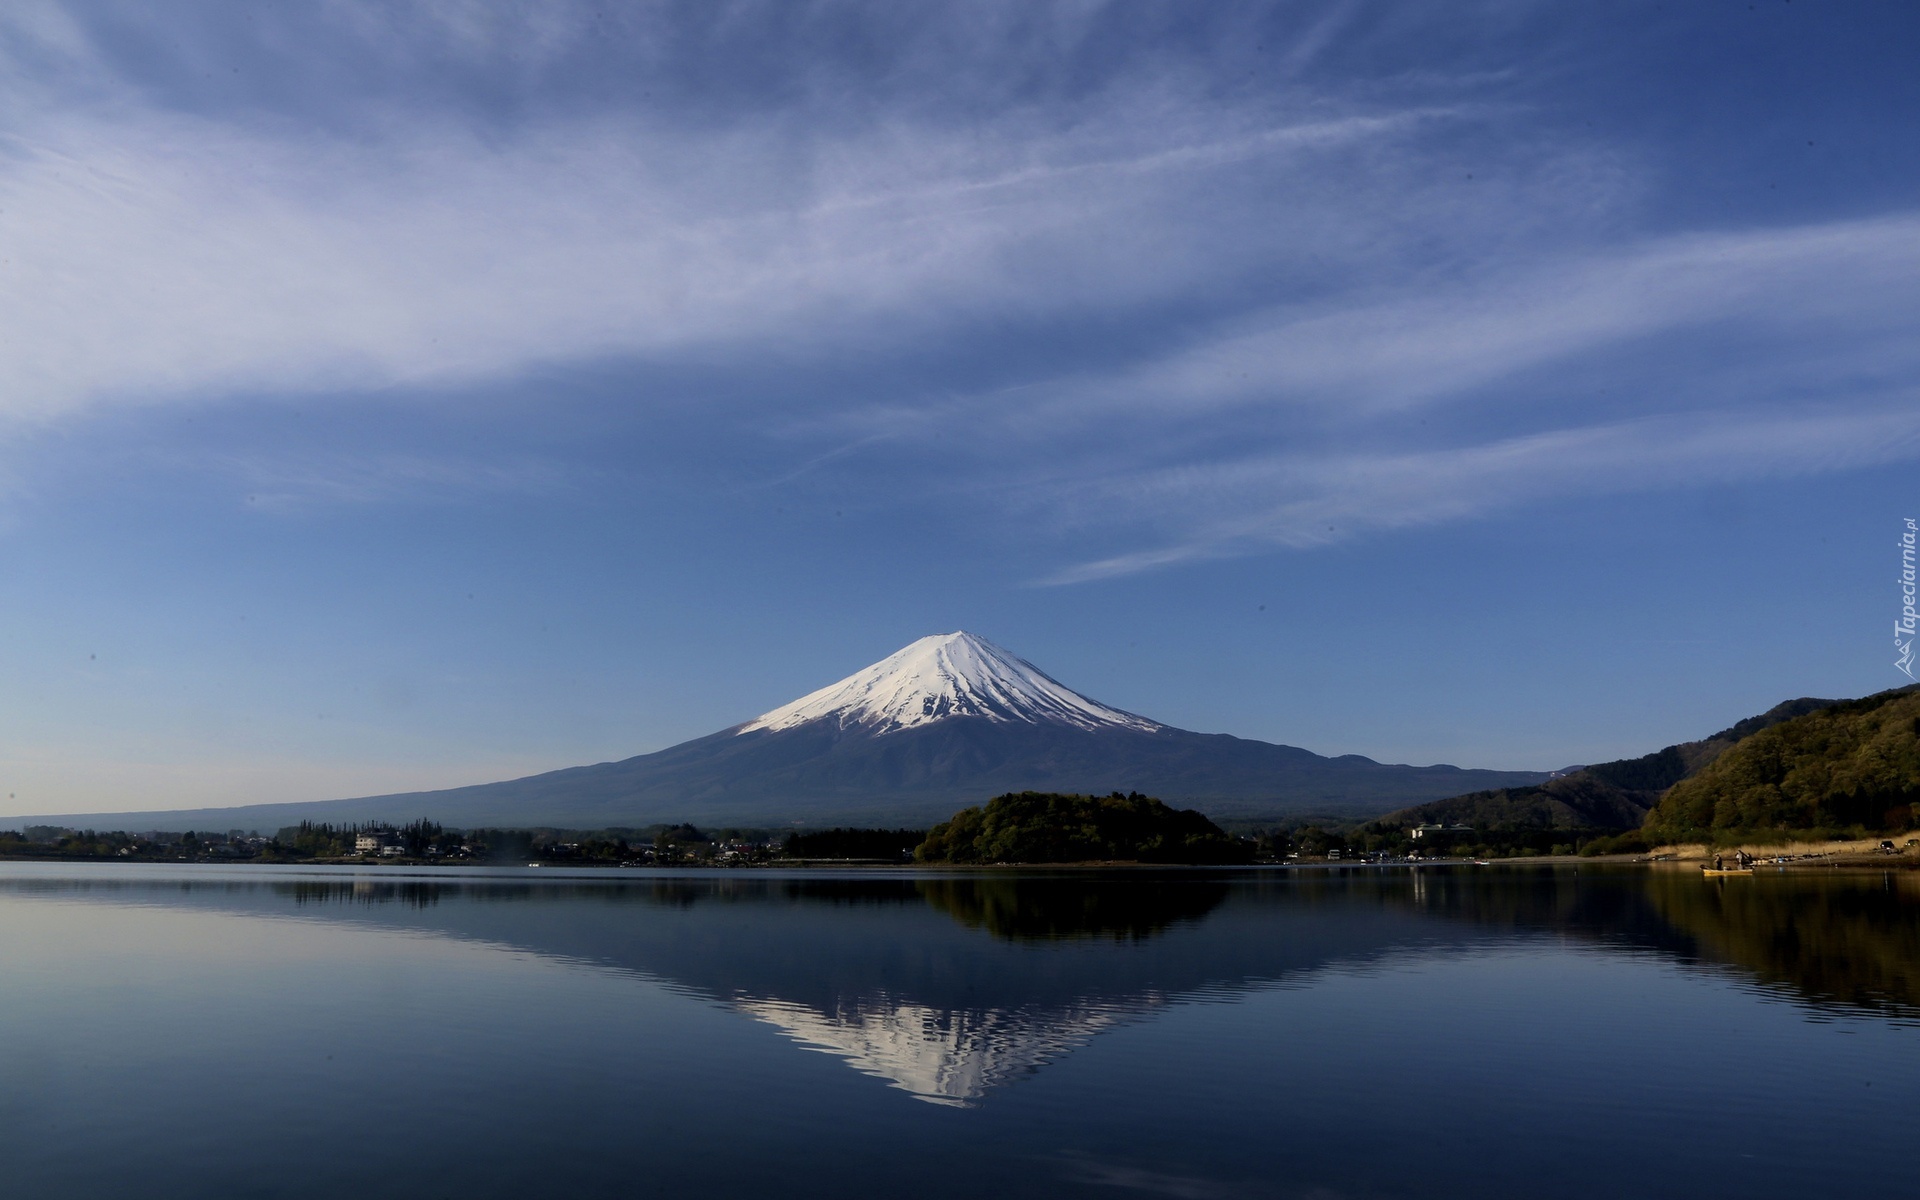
[1371,695,1841,833]
[1642,687,1920,843]
[916,791,1250,865]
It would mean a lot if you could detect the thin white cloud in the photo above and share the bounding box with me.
[220,450,577,511]
[4,0,1913,586]
[0,102,1451,422]
[975,212,1920,433]
[1039,403,1920,583]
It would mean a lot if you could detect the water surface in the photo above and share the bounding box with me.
[2,863,1913,1198]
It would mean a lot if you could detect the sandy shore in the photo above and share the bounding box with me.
[1644,835,1920,869]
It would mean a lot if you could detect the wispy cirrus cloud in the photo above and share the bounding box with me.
[0,102,1470,423]
[0,1,1529,428]
[1036,402,1920,584]
[1004,213,1920,429]
[2,0,1915,588]
[760,208,1920,583]
[221,450,577,512]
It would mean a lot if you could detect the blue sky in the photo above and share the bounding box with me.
[3,1,1917,816]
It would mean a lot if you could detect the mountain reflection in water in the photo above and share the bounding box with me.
[741,877,1231,1103]
[917,876,1230,941]
[3,865,1915,1108]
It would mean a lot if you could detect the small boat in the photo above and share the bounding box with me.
[1701,867,1753,877]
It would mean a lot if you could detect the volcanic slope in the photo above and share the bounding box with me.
[29,632,1549,830]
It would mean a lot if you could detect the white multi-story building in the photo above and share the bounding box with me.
[355,831,404,856]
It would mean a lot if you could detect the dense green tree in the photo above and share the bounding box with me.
[916,792,1251,865]
[1644,689,1920,843]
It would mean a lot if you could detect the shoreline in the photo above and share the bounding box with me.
[5,837,1918,873]
[1639,835,1920,870]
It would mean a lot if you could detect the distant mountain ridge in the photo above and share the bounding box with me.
[1373,695,1843,833]
[1643,686,1920,842]
[18,631,1549,831]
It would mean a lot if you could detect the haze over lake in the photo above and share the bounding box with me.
[4,863,1913,1199]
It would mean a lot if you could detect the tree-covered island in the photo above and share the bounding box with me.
[916,791,1252,865]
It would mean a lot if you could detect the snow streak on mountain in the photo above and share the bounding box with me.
[739,632,1163,736]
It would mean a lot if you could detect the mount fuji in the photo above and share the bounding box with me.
[31,632,1550,831]
[739,632,1163,737]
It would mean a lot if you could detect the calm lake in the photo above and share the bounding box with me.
[2,862,1914,1199]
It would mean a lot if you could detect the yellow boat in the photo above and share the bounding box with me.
[1701,867,1754,876]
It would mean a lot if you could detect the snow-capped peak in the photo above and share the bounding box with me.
[739,632,1162,736]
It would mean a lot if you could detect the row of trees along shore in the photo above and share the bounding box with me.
[0,794,1252,865]
[0,813,1626,865]
[5,810,1909,864]
[6,683,1915,867]
[0,821,786,864]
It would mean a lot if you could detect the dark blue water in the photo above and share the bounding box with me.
[2,863,1913,1198]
